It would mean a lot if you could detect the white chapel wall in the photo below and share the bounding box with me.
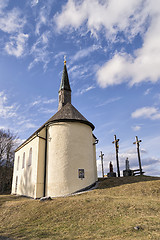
[46,121,97,197]
[35,127,46,198]
[12,136,40,198]
[93,136,98,180]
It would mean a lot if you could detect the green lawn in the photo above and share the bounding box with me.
[0,176,160,240]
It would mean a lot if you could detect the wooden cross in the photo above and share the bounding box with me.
[99,151,104,178]
[133,136,143,175]
[112,135,120,177]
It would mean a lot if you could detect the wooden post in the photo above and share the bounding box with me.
[99,151,104,178]
[133,136,143,175]
[112,135,120,177]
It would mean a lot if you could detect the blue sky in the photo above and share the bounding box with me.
[0,0,160,177]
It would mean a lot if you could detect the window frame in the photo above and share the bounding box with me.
[22,152,25,169]
[28,147,32,166]
[17,156,20,171]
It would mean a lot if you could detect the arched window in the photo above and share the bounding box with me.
[22,152,25,169]
[28,148,32,166]
[15,176,18,193]
[17,156,20,171]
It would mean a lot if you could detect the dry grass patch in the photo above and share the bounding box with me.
[0,176,160,239]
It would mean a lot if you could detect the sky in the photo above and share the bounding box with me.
[0,0,160,177]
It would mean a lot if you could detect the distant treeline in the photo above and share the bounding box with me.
[0,166,13,193]
[0,129,18,194]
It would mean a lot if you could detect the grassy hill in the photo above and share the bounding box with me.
[0,176,160,240]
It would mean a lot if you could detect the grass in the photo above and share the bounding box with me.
[0,176,160,239]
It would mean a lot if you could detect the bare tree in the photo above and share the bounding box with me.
[0,129,18,193]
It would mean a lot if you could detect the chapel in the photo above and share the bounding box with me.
[12,60,98,198]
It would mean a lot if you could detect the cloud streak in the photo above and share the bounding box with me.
[5,33,29,58]
[0,92,19,119]
[75,85,95,95]
[96,97,122,107]
[72,45,101,62]
[132,107,160,120]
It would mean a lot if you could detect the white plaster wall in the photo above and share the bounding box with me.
[93,136,98,180]
[35,128,46,198]
[12,136,39,198]
[46,122,97,197]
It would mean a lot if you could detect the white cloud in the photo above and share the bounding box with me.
[25,123,37,129]
[131,107,160,120]
[96,97,122,107]
[54,51,66,66]
[35,7,48,35]
[0,0,9,13]
[28,31,51,70]
[97,53,131,87]
[96,1,160,87]
[54,0,143,40]
[5,33,29,58]
[0,92,19,119]
[69,63,96,82]
[38,108,56,114]
[31,100,41,106]
[0,2,28,58]
[132,125,141,131]
[43,99,56,104]
[144,88,151,96]
[76,85,95,95]
[0,7,26,34]
[31,97,57,106]
[31,0,39,7]
[0,125,8,130]
[72,45,101,61]
[55,0,160,87]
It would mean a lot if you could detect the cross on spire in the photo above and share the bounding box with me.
[64,55,66,64]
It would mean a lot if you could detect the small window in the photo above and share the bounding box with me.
[78,169,85,179]
[22,152,25,169]
[28,148,32,166]
[17,156,20,171]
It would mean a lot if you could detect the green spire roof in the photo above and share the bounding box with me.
[59,64,71,92]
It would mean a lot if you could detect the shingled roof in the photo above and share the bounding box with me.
[46,102,95,130]
[15,103,94,151]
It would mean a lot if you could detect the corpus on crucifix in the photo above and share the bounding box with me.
[133,136,143,175]
[112,135,120,177]
[99,151,104,178]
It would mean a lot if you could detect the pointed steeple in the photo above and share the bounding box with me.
[59,60,71,92]
[58,59,71,110]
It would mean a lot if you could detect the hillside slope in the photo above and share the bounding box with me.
[0,176,160,240]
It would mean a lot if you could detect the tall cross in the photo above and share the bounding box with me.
[99,151,104,178]
[112,135,120,177]
[133,136,143,175]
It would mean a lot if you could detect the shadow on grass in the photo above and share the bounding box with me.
[98,175,160,189]
[0,195,27,207]
[0,236,14,240]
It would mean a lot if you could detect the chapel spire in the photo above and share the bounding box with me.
[58,58,71,110]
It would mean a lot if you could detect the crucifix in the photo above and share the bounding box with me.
[112,135,120,177]
[99,151,104,178]
[133,136,143,175]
